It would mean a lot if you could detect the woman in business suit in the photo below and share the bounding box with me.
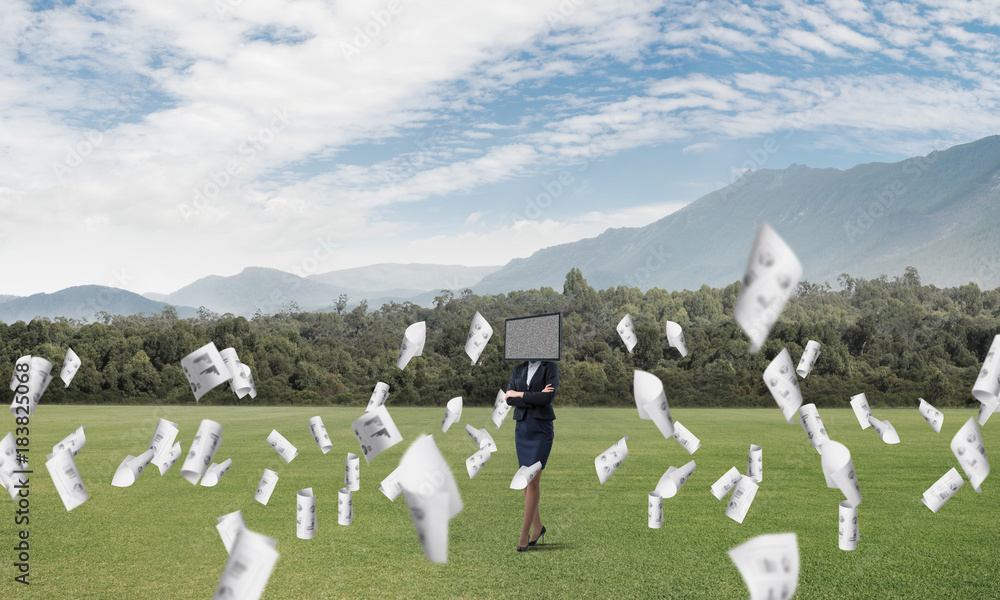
[505,359,558,552]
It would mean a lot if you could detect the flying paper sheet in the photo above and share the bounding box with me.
[920,467,964,513]
[366,381,390,412]
[664,321,687,357]
[796,340,821,378]
[181,342,231,402]
[867,415,900,444]
[672,421,701,455]
[491,389,511,429]
[297,488,317,538]
[338,487,354,526]
[379,464,404,501]
[307,416,333,454]
[595,436,629,484]
[397,321,426,369]
[951,417,989,493]
[254,469,279,505]
[156,442,182,476]
[465,311,494,364]
[441,397,463,433]
[216,511,246,554]
[762,349,802,423]
[148,418,179,474]
[0,432,27,500]
[725,475,759,524]
[60,347,82,387]
[8,355,29,391]
[747,445,763,483]
[266,429,298,464]
[465,424,497,453]
[397,434,463,563]
[633,370,674,438]
[838,501,859,551]
[466,448,492,479]
[850,393,873,430]
[510,461,543,490]
[344,453,360,491]
[212,528,278,600]
[654,460,696,499]
[219,347,257,399]
[52,425,87,456]
[181,419,223,485]
[352,405,403,463]
[201,458,233,487]
[798,403,829,454]
[728,532,799,600]
[45,449,88,511]
[648,492,663,529]
[9,356,54,416]
[710,467,742,500]
[972,334,1000,406]
[977,399,1000,427]
[734,223,803,353]
[821,440,861,507]
[111,449,155,487]
[617,314,637,354]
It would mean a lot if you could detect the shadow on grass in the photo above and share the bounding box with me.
[519,543,572,552]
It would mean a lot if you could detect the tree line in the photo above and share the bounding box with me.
[1,266,997,410]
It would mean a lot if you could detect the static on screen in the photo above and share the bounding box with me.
[504,313,562,361]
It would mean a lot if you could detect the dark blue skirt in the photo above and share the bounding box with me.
[515,416,554,469]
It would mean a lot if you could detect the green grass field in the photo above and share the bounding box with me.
[4,405,999,599]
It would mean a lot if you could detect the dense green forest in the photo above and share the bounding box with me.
[1,267,997,410]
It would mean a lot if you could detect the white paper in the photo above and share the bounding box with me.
[307,416,333,454]
[728,532,799,600]
[338,487,354,526]
[219,347,257,399]
[762,349,802,423]
[212,528,278,600]
[648,492,663,529]
[352,405,403,463]
[465,311,494,364]
[465,424,497,453]
[977,397,1000,426]
[798,403,829,454]
[266,429,298,464]
[951,417,989,493]
[441,397,463,433]
[156,441,182,476]
[725,475,759,524]
[60,347,82,387]
[671,421,700,455]
[201,458,233,487]
[397,435,463,563]
[45,449,88,511]
[972,334,1000,405]
[510,461,543,490]
[850,393,873,430]
[913,399,940,434]
[148,418,179,474]
[379,464,404,501]
[181,419,223,485]
[920,467,964,513]
[867,415,900,444]
[633,370,674,438]
[664,321,687,357]
[1,433,28,500]
[397,321,426,369]
[52,425,87,456]
[491,389,511,429]
[654,460,696,499]
[344,452,360,491]
[821,440,861,507]
[9,356,54,416]
[734,223,803,353]
[111,448,155,487]
[617,314,637,354]
[710,466,742,500]
[297,487,317,538]
[216,511,246,554]
[595,436,629,484]
[181,342,231,402]
[795,340,821,378]
[838,501,859,551]
[9,355,30,391]
[746,445,763,483]
[254,469,279,505]
[366,381,390,412]
[466,448,492,479]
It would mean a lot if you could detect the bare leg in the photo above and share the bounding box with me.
[519,469,542,547]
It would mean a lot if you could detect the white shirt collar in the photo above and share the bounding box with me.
[526,361,542,385]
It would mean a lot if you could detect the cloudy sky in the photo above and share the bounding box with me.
[2,0,999,296]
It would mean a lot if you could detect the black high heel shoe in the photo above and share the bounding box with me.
[528,526,546,546]
[516,544,529,552]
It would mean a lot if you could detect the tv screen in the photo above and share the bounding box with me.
[504,313,562,361]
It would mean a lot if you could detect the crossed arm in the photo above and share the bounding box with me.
[505,364,558,408]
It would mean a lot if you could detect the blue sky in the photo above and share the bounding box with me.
[2,0,999,296]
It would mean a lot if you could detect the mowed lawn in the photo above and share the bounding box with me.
[6,405,1000,599]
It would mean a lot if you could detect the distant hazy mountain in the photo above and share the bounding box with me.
[310,263,500,293]
[475,136,1000,293]
[0,286,197,323]
[0,295,19,304]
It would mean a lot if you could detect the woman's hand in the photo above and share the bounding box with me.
[541,384,554,393]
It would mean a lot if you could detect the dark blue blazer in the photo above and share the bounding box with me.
[506,361,558,421]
